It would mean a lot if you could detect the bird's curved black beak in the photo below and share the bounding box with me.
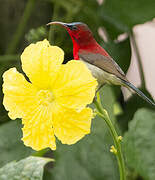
[47,21,68,28]
[47,21,79,31]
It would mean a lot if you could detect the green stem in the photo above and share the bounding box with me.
[94,98,126,180]
[6,0,36,54]
[96,91,101,104]
[32,148,50,157]
[130,31,145,89]
[48,3,59,44]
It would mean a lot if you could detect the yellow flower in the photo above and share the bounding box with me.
[3,39,97,151]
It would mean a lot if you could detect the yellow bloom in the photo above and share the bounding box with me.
[3,39,97,151]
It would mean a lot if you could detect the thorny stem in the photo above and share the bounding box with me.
[130,30,146,89]
[94,94,126,180]
[6,0,36,54]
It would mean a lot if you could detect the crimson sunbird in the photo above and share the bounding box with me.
[47,21,155,106]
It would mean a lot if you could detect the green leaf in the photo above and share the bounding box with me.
[99,0,155,39]
[0,120,34,167]
[51,86,119,180]
[0,156,52,180]
[123,108,155,180]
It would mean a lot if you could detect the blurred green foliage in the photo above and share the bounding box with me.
[124,108,155,179]
[0,120,33,167]
[0,0,155,180]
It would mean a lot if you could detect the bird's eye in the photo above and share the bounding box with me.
[67,25,77,30]
[72,26,77,30]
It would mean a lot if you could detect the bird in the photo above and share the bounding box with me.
[47,21,155,106]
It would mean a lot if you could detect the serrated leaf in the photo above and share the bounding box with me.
[0,156,52,180]
[123,108,155,180]
[0,120,34,167]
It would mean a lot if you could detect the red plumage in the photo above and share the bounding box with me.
[48,21,155,106]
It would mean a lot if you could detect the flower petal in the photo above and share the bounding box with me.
[53,107,93,145]
[3,68,38,120]
[53,60,98,110]
[21,39,64,89]
[22,105,56,151]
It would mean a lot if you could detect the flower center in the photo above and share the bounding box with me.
[37,90,54,106]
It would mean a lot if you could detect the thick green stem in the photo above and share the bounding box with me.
[94,98,126,180]
[6,0,36,54]
[130,31,146,89]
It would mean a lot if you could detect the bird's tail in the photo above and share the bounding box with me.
[121,79,155,106]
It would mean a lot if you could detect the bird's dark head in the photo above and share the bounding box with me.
[47,21,94,46]
[47,21,101,59]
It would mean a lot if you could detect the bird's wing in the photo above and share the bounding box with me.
[79,52,127,81]
[79,52,155,106]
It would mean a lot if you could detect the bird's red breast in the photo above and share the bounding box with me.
[73,39,110,60]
